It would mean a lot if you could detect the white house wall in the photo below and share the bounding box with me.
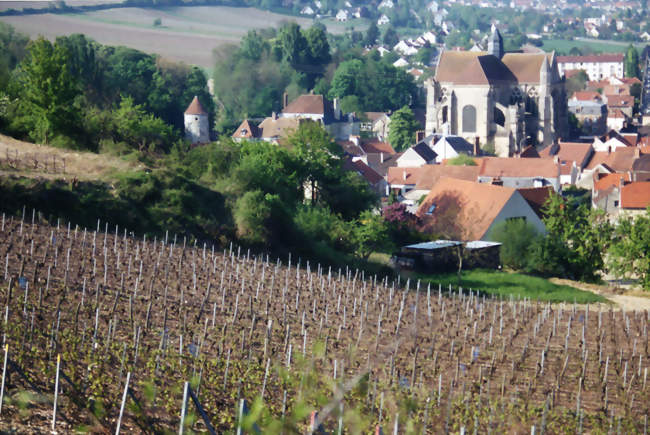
[482,192,547,240]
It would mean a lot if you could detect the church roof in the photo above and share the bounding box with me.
[435,51,517,85]
[185,96,207,115]
[501,53,554,84]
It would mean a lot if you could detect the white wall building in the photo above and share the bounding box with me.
[556,54,624,81]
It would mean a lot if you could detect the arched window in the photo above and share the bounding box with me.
[493,107,505,127]
[462,105,476,133]
[442,106,448,124]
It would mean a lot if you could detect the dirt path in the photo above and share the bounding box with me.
[550,278,650,311]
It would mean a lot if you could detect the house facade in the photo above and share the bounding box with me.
[556,54,624,81]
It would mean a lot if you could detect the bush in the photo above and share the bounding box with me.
[489,219,542,271]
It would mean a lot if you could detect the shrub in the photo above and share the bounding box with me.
[489,219,542,271]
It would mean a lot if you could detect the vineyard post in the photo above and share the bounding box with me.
[52,353,60,432]
[179,381,189,435]
[0,344,7,415]
[392,413,398,435]
[115,372,131,435]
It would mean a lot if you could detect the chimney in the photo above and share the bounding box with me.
[403,170,407,181]
[607,146,611,155]
[380,152,384,163]
[416,130,425,143]
[553,155,559,164]
[349,135,359,146]
[635,147,641,158]
[282,92,288,109]
[474,136,480,156]
[272,111,277,120]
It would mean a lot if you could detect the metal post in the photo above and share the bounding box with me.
[179,381,189,435]
[116,372,131,434]
[0,344,7,415]
[52,354,60,432]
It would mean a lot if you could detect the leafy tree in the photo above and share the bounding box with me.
[565,69,589,96]
[624,44,640,79]
[447,154,476,166]
[490,219,542,271]
[240,30,268,61]
[278,22,309,66]
[0,22,28,90]
[13,37,80,144]
[234,190,284,245]
[111,96,175,153]
[365,22,380,47]
[351,211,392,260]
[608,208,650,290]
[537,194,612,282]
[388,106,419,152]
[303,25,331,65]
[382,26,399,47]
[328,59,364,100]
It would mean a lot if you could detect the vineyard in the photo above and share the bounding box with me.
[0,209,648,434]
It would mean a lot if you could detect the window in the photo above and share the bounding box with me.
[462,105,477,133]
[442,106,448,124]
[426,204,437,215]
[493,107,505,127]
[614,200,619,207]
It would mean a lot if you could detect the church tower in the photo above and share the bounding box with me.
[538,56,553,146]
[487,25,503,59]
[184,96,209,144]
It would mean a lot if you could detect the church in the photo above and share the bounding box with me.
[425,26,568,157]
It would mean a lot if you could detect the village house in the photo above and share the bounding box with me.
[396,142,438,167]
[539,141,594,185]
[556,54,624,81]
[477,157,562,190]
[416,177,547,241]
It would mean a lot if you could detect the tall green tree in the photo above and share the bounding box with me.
[382,26,399,47]
[365,22,380,47]
[303,25,331,65]
[388,106,419,152]
[624,44,640,79]
[278,22,309,66]
[15,37,80,144]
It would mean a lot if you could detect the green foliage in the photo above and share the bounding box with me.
[234,190,284,245]
[446,153,476,166]
[0,22,28,91]
[536,194,612,282]
[365,22,379,47]
[388,106,419,152]
[153,17,161,26]
[565,69,589,96]
[12,37,80,144]
[382,26,399,47]
[608,208,650,290]
[111,96,174,153]
[489,219,542,271]
[624,44,640,78]
[350,211,392,260]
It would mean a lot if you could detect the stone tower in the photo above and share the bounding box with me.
[538,56,553,146]
[184,96,209,144]
[487,24,503,59]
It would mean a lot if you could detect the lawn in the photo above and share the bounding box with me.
[407,268,607,303]
[541,38,641,55]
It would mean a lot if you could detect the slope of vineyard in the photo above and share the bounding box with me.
[0,211,648,433]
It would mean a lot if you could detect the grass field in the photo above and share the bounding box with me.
[541,38,643,55]
[411,269,607,303]
[0,6,321,68]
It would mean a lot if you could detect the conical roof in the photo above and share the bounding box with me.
[185,96,207,115]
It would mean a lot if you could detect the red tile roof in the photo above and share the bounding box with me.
[416,178,518,240]
[185,96,207,115]
[517,186,554,218]
[585,147,638,172]
[414,164,481,190]
[594,172,630,192]
[387,166,427,185]
[572,91,602,102]
[620,182,650,209]
[361,140,395,155]
[232,119,260,139]
[479,157,559,178]
[606,95,634,107]
[539,142,593,168]
[283,94,330,116]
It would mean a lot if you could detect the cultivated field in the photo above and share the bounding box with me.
[0,6,316,68]
[0,212,648,433]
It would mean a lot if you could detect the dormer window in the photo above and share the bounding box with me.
[426,204,437,215]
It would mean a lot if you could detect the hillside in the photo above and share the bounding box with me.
[0,214,647,432]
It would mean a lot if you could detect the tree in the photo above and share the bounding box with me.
[239,30,268,61]
[153,17,162,27]
[388,106,419,152]
[365,22,380,47]
[624,44,640,79]
[303,25,331,65]
[608,208,650,290]
[382,26,399,47]
[565,69,589,96]
[490,219,542,271]
[15,37,80,144]
[278,22,309,66]
[111,96,174,153]
[350,211,392,260]
[234,190,283,245]
[536,194,612,282]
